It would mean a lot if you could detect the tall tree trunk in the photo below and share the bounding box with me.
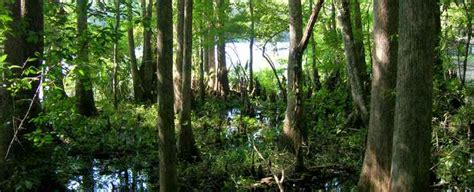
[216,0,230,98]
[127,0,143,102]
[309,0,321,91]
[1,0,43,184]
[461,1,472,88]
[76,0,97,117]
[175,0,184,113]
[358,0,398,190]
[76,1,97,189]
[284,0,324,172]
[112,0,121,108]
[178,0,200,162]
[199,51,206,102]
[351,0,368,90]
[156,0,178,190]
[208,40,216,90]
[337,0,368,125]
[249,0,255,92]
[141,0,155,103]
[0,86,10,182]
[199,36,206,103]
[198,1,206,101]
[433,0,443,84]
[285,0,304,171]
[390,0,436,190]
[204,0,215,90]
[1,3,22,182]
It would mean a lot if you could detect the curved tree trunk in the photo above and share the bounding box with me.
[337,0,368,125]
[390,0,436,190]
[156,0,178,190]
[358,0,398,190]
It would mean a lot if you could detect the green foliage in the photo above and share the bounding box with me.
[432,103,474,188]
[254,68,285,94]
[2,0,473,190]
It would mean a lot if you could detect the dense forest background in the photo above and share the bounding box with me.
[0,0,473,191]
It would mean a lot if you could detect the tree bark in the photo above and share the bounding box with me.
[352,0,368,90]
[178,0,200,162]
[337,0,368,125]
[0,86,10,182]
[175,0,184,113]
[461,1,472,88]
[198,4,206,102]
[199,40,206,103]
[127,0,143,102]
[76,0,97,117]
[205,0,216,90]
[76,1,97,189]
[208,42,216,89]
[309,0,321,91]
[112,0,121,109]
[141,0,156,103]
[283,0,324,172]
[390,0,436,190]
[285,0,304,171]
[358,0,398,190]
[1,0,43,183]
[216,0,230,98]
[156,0,178,190]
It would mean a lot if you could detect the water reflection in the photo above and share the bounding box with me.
[68,165,147,191]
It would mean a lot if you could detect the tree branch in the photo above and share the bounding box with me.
[297,0,325,54]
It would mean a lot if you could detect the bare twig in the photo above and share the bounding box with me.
[255,30,287,98]
[252,143,285,192]
[5,72,42,159]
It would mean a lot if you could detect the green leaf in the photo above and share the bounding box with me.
[0,54,7,63]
